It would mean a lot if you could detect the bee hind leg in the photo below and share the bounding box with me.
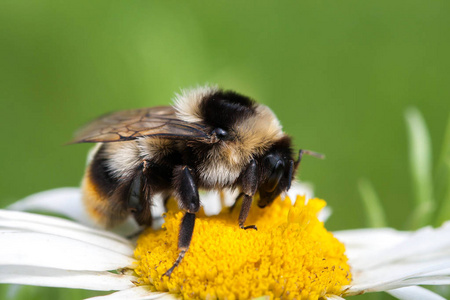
[128,163,152,227]
[163,166,200,278]
[125,162,153,239]
[238,159,258,230]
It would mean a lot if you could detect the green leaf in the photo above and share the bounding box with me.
[404,107,435,229]
[436,162,450,226]
[0,284,107,300]
[435,114,450,226]
[358,179,387,228]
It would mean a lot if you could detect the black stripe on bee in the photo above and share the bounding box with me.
[200,90,257,130]
[88,144,119,197]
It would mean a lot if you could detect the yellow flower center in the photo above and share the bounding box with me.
[134,196,351,299]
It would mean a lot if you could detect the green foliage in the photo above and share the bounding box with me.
[436,115,450,226]
[0,285,105,300]
[404,107,436,229]
[1,1,449,300]
[358,108,450,298]
[1,0,450,233]
[358,179,387,228]
[360,109,450,230]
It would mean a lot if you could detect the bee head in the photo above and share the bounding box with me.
[257,137,296,208]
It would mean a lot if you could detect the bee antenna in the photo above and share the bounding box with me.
[295,149,325,168]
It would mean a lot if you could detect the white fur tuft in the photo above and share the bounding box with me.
[173,85,219,123]
[102,142,142,178]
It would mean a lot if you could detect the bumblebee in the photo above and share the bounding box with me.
[72,86,322,276]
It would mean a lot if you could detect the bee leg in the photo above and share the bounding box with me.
[239,159,258,230]
[163,166,199,278]
[163,212,195,278]
[128,162,152,227]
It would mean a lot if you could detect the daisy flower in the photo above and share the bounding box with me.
[1,186,450,300]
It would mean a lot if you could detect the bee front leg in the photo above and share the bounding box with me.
[163,166,200,278]
[239,159,258,230]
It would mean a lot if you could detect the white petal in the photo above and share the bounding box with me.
[352,259,450,285]
[199,190,226,216]
[341,222,450,296]
[86,286,175,300]
[324,295,346,300]
[318,206,332,222]
[7,188,141,236]
[348,222,450,270]
[156,295,182,300]
[0,265,135,291]
[7,188,94,225]
[0,209,133,251]
[334,228,410,262]
[387,286,446,300]
[0,212,134,256]
[335,228,410,248]
[346,260,450,294]
[0,232,135,271]
[334,227,410,248]
[399,276,450,286]
[286,181,314,201]
[427,268,450,276]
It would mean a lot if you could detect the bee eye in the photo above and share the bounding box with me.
[212,128,228,139]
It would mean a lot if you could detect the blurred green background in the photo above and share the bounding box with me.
[1,1,449,299]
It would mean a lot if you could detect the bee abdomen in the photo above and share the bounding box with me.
[81,145,129,228]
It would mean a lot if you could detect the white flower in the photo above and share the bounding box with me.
[1,187,450,300]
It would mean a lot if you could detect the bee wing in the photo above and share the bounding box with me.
[70,106,211,143]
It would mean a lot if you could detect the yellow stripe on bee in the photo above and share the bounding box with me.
[81,173,127,228]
